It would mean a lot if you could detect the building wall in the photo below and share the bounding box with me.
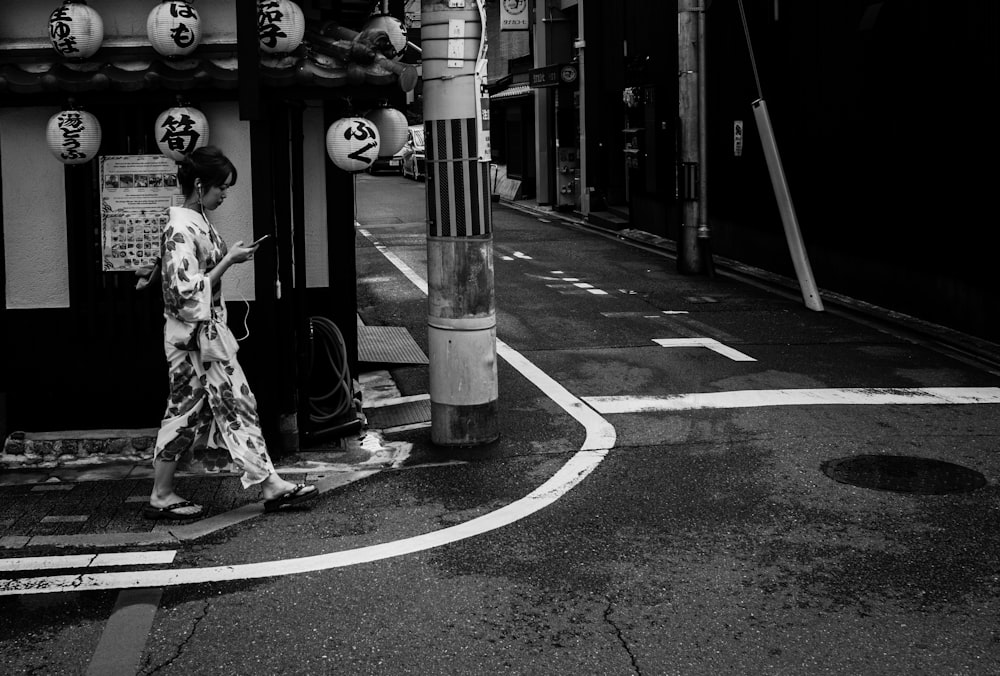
[705,0,998,341]
[1,102,260,308]
[0,107,68,309]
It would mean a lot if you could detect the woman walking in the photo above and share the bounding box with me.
[141,146,316,520]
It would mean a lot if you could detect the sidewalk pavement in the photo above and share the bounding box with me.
[0,372,417,552]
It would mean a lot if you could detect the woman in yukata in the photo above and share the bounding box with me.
[141,146,317,520]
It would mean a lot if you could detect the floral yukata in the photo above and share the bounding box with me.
[153,206,275,488]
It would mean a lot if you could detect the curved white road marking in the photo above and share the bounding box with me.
[0,230,615,596]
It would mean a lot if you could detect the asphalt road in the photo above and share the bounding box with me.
[2,173,999,675]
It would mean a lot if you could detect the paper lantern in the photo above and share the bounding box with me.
[364,108,408,158]
[155,106,209,161]
[362,15,408,56]
[47,109,102,164]
[258,0,305,54]
[147,1,202,57]
[48,0,104,59]
[326,117,381,173]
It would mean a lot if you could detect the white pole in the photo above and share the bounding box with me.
[752,98,824,311]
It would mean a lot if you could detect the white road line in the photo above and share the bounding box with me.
[654,337,757,362]
[0,551,177,572]
[357,227,428,294]
[584,387,1000,414]
[0,233,615,596]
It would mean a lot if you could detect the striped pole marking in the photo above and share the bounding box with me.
[426,118,491,237]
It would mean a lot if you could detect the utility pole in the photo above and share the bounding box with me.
[677,0,704,274]
[421,0,499,446]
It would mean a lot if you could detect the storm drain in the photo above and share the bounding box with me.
[821,455,987,494]
[365,398,432,430]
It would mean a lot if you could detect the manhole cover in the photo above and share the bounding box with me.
[820,455,987,494]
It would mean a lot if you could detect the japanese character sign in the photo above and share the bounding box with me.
[155,106,210,161]
[326,118,381,173]
[48,0,104,59]
[257,0,305,54]
[47,109,102,165]
[147,1,202,57]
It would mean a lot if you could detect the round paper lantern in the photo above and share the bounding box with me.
[147,1,202,58]
[364,108,408,158]
[48,0,104,59]
[326,117,381,173]
[155,105,209,161]
[362,15,408,56]
[258,0,305,54]
[47,109,102,164]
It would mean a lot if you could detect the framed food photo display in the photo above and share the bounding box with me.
[100,154,184,271]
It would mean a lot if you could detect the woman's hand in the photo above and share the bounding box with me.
[226,240,260,265]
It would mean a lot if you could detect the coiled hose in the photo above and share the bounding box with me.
[308,316,362,435]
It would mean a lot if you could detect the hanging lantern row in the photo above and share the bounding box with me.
[48,1,306,59]
[46,108,102,165]
[364,107,408,159]
[326,117,381,173]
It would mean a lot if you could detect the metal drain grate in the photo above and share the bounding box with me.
[821,455,987,494]
[357,326,429,365]
[365,398,432,430]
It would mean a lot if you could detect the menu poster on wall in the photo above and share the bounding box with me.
[100,154,182,272]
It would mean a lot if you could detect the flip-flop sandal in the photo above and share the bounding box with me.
[142,500,205,521]
[263,484,318,513]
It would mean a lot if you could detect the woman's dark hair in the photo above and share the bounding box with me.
[176,146,238,196]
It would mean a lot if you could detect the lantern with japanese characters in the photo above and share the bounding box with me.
[47,108,102,164]
[258,0,305,54]
[48,0,104,59]
[326,117,381,173]
[364,107,408,158]
[155,105,209,161]
[147,1,202,58]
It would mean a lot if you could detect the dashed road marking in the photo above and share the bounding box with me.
[654,337,757,362]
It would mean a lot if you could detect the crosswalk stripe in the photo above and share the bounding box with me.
[0,550,177,572]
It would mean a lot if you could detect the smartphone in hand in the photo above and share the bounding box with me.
[251,234,271,246]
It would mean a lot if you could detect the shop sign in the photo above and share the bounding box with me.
[500,0,529,31]
[529,63,577,88]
